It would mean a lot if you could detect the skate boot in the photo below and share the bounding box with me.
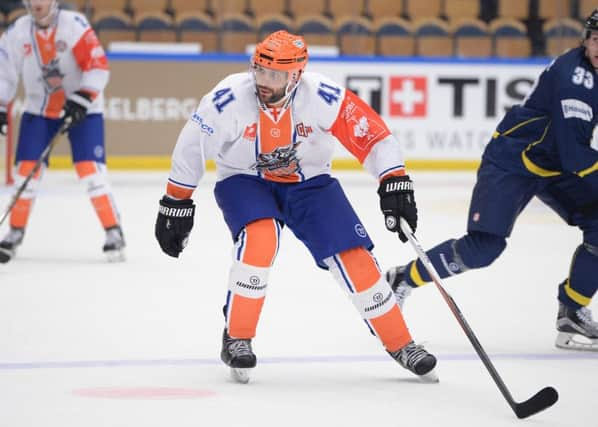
[0,227,25,264]
[103,225,125,262]
[389,341,438,382]
[386,265,413,310]
[555,301,598,351]
[220,328,257,384]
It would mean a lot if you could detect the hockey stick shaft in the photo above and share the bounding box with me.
[398,218,557,419]
[0,129,64,227]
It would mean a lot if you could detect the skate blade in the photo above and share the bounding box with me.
[230,368,252,384]
[555,332,598,351]
[105,249,126,263]
[0,248,14,264]
[419,369,439,383]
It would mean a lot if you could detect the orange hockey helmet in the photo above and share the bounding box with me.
[253,30,309,74]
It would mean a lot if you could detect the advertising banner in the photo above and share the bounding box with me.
[8,55,551,166]
[310,59,548,160]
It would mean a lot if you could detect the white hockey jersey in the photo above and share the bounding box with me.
[0,10,108,118]
[167,71,407,199]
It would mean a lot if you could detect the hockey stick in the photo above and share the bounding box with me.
[0,127,66,227]
[398,218,558,419]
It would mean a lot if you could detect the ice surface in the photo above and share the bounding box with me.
[0,170,595,427]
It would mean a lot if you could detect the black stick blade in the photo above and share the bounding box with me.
[514,387,559,419]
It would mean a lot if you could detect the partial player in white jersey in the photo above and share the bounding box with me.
[155,30,438,383]
[0,0,125,263]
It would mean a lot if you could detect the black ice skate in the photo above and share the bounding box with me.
[221,328,257,384]
[555,302,598,351]
[0,227,25,264]
[386,265,413,310]
[388,341,438,382]
[103,225,125,262]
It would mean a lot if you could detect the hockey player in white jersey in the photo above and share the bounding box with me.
[0,0,125,263]
[155,30,437,383]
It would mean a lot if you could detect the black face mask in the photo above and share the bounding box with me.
[584,8,598,39]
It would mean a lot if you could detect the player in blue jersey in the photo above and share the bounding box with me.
[386,9,598,351]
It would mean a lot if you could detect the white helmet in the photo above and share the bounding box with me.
[23,0,59,27]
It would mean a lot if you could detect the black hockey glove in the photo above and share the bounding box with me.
[155,196,196,258]
[377,175,417,243]
[0,106,7,136]
[61,90,92,132]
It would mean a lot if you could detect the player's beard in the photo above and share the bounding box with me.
[257,85,287,105]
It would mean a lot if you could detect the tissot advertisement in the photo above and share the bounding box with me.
[7,57,549,161]
[313,60,547,160]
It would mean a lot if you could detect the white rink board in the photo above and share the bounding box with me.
[5,58,551,164]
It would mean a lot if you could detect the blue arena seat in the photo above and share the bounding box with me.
[170,0,211,16]
[375,17,415,56]
[219,13,256,53]
[176,12,218,52]
[288,0,326,20]
[249,0,287,17]
[366,0,403,21]
[489,18,531,58]
[212,0,250,20]
[405,0,442,20]
[336,15,375,56]
[328,0,364,20]
[538,0,574,20]
[93,10,136,47]
[414,18,453,57]
[444,0,480,22]
[497,0,530,20]
[296,15,336,48]
[129,0,168,16]
[91,0,130,17]
[136,11,176,42]
[256,14,293,40]
[452,18,492,58]
[543,18,584,57]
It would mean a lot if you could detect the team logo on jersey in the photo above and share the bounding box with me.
[295,122,313,138]
[41,58,64,93]
[243,123,257,140]
[354,223,367,238]
[353,117,369,138]
[90,45,105,58]
[252,141,302,176]
[561,99,593,122]
[190,113,214,135]
[55,40,67,52]
[23,43,32,56]
[389,76,427,117]
[94,145,104,159]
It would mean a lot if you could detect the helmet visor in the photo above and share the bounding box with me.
[251,63,289,87]
[23,0,58,26]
